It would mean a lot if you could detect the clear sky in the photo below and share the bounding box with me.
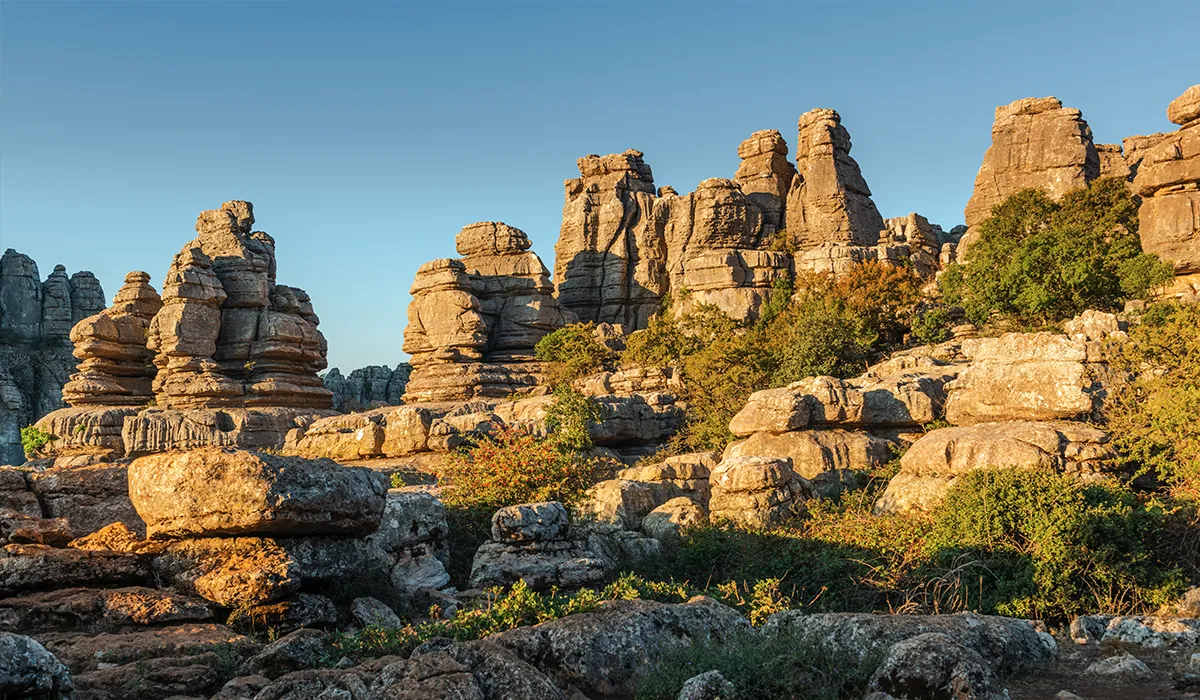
[2,1,1196,371]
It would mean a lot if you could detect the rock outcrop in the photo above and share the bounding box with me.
[61,272,162,407]
[1132,85,1200,296]
[322,363,410,412]
[963,97,1100,231]
[0,250,105,464]
[34,201,337,460]
[734,129,797,236]
[784,108,885,250]
[554,149,668,329]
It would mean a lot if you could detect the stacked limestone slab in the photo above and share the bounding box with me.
[0,251,106,465]
[322,363,410,411]
[33,201,337,462]
[1131,85,1200,298]
[402,222,573,403]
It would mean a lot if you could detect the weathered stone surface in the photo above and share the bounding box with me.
[1132,85,1200,277]
[641,497,706,541]
[0,586,212,634]
[1083,652,1152,680]
[27,462,144,537]
[122,406,334,457]
[0,251,104,465]
[470,538,610,591]
[0,544,148,595]
[61,271,162,406]
[0,632,74,699]
[963,97,1099,232]
[351,596,402,629]
[143,201,332,411]
[875,421,1117,514]
[785,109,884,250]
[493,597,750,697]
[458,222,574,362]
[128,448,387,539]
[616,451,715,504]
[724,429,892,497]
[944,333,1095,425]
[68,522,144,553]
[555,149,667,329]
[762,610,1053,677]
[580,479,657,530]
[0,511,71,547]
[240,628,328,679]
[491,502,570,543]
[152,536,391,607]
[1096,143,1132,181]
[735,129,796,236]
[366,487,450,591]
[868,632,1004,700]
[401,258,491,401]
[677,669,735,700]
[708,456,812,528]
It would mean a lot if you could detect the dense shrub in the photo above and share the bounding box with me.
[1106,301,1200,491]
[534,322,617,387]
[436,427,601,512]
[928,468,1185,618]
[942,178,1173,325]
[634,627,879,700]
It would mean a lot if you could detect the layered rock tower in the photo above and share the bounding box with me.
[402,223,572,402]
[34,201,335,460]
[0,250,106,464]
[1131,85,1200,296]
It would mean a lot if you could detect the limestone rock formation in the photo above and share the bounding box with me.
[1132,85,1200,294]
[61,272,162,407]
[366,487,450,590]
[470,502,611,590]
[943,333,1097,425]
[146,201,332,410]
[784,109,885,250]
[874,421,1118,514]
[708,456,812,528]
[734,129,797,236]
[322,363,410,412]
[1097,143,1132,181]
[963,97,1100,232]
[554,149,668,328]
[457,222,574,361]
[0,251,105,464]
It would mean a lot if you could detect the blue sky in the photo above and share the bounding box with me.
[2,1,1196,371]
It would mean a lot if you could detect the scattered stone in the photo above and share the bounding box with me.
[868,632,1003,700]
[580,479,658,530]
[1083,652,1152,680]
[491,502,570,543]
[641,497,707,541]
[352,596,402,630]
[239,628,329,679]
[708,456,812,528]
[676,669,734,700]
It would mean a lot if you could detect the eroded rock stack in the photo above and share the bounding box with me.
[554,150,668,328]
[33,201,337,461]
[402,223,574,403]
[1132,85,1200,297]
[323,363,410,411]
[0,250,106,464]
[960,97,1100,258]
[785,108,885,250]
[734,129,797,237]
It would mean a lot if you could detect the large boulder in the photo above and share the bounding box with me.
[724,429,892,497]
[367,488,450,590]
[874,421,1117,514]
[128,448,388,539]
[0,632,74,699]
[493,597,750,697]
[943,333,1096,425]
[708,456,812,528]
[26,461,144,537]
[0,545,148,596]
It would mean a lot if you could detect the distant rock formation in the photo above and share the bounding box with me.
[403,223,572,403]
[785,109,885,250]
[1131,84,1200,298]
[323,364,411,412]
[33,201,336,461]
[734,129,796,237]
[0,250,105,464]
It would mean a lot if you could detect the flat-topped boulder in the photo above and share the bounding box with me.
[128,448,388,539]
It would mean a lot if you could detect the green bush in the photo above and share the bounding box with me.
[544,385,603,452]
[1106,301,1200,490]
[634,626,880,700]
[535,323,616,387]
[20,425,55,458]
[946,178,1173,325]
[928,468,1185,618]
